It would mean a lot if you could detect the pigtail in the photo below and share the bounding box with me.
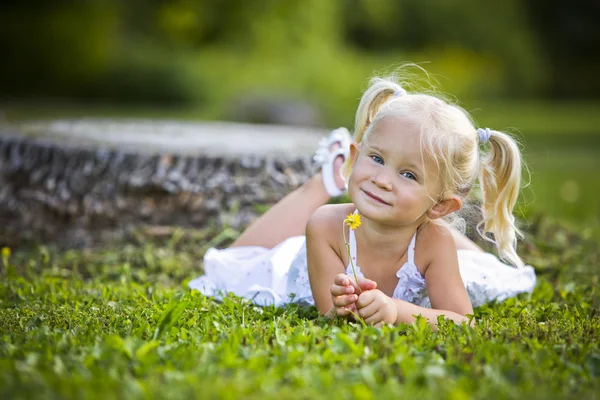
[353,78,404,142]
[341,77,404,179]
[478,130,524,267]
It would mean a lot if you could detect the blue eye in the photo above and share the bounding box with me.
[370,155,384,164]
[401,171,417,181]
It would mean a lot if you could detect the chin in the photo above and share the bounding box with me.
[354,198,417,227]
[353,199,388,220]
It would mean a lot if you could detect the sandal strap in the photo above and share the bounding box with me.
[312,127,351,170]
[321,148,347,197]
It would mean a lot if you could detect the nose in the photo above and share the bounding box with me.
[371,170,393,191]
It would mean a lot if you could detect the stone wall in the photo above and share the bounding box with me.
[0,123,317,248]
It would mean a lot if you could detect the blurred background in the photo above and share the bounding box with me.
[0,0,599,230]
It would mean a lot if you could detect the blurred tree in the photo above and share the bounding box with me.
[0,1,118,97]
[524,0,600,98]
[0,0,597,103]
[342,0,546,96]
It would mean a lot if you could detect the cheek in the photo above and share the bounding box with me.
[347,169,367,200]
[396,185,430,206]
[353,158,376,177]
[347,174,359,195]
[348,159,368,182]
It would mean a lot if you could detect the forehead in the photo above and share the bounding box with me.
[367,116,421,155]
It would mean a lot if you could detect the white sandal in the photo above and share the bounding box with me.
[313,127,352,197]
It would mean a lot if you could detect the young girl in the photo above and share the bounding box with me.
[189,73,536,327]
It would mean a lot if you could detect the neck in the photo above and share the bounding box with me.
[354,216,424,256]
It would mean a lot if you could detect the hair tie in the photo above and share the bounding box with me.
[477,128,491,143]
[394,88,407,97]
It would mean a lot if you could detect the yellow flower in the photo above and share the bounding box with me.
[1,247,10,258]
[344,213,361,230]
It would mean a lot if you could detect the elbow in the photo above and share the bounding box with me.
[455,310,475,327]
[466,314,476,327]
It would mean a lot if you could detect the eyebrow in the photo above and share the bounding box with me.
[369,145,424,174]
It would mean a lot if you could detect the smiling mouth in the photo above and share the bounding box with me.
[363,190,389,205]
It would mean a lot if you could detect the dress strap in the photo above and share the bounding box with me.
[407,231,417,265]
[348,210,416,267]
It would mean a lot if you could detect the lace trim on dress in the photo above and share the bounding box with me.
[393,262,428,305]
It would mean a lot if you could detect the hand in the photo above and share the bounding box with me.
[356,289,397,326]
[330,273,377,317]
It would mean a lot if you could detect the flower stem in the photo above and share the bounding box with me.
[342,222,362,294]
[348,309,368,328]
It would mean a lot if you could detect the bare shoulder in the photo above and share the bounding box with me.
[306,203,356,237]
[306,203,355,257]
[414,222,457,274]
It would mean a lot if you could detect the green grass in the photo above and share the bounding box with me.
[1,217,599,399]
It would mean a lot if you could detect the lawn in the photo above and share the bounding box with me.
[1,215,599,399]
[1,100,599,398]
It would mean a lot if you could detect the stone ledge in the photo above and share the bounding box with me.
[0,120,326,248]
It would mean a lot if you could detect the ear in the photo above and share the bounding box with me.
[349,142,361,166]
[426,196,462,220]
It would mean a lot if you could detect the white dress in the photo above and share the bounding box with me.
[188,227,537,308]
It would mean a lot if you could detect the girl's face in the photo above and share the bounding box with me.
[347,116,442,227]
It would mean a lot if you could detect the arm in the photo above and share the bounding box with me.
[306,206,376,316]
[356,290,473,328]
[306,206,348,315]
[394,299,472,327]
[402,225,473,327]
[419,225,473,325]
[356,225,474,328]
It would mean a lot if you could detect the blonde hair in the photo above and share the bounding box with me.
[342,72,525,267]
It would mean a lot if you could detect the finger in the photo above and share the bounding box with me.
[344,277,361,293]
[330,284,354,297]
[374,322,384,328]
[334,274,351,286]
[356,292,375,308]
[357,277,377,291]
[364,312,383,326]
[332,294,358,308]
[336,304,358,317]
[347,304,360,321]
[336,306,352,316]
[343,277,377,294]
[357,301,379,319]
[346,277,378,296]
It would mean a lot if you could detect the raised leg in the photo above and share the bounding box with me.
[230,133,348,249]
[230,174,332,249]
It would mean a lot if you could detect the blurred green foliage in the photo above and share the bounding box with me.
[1,0,598,120]
[0,2,116,96]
